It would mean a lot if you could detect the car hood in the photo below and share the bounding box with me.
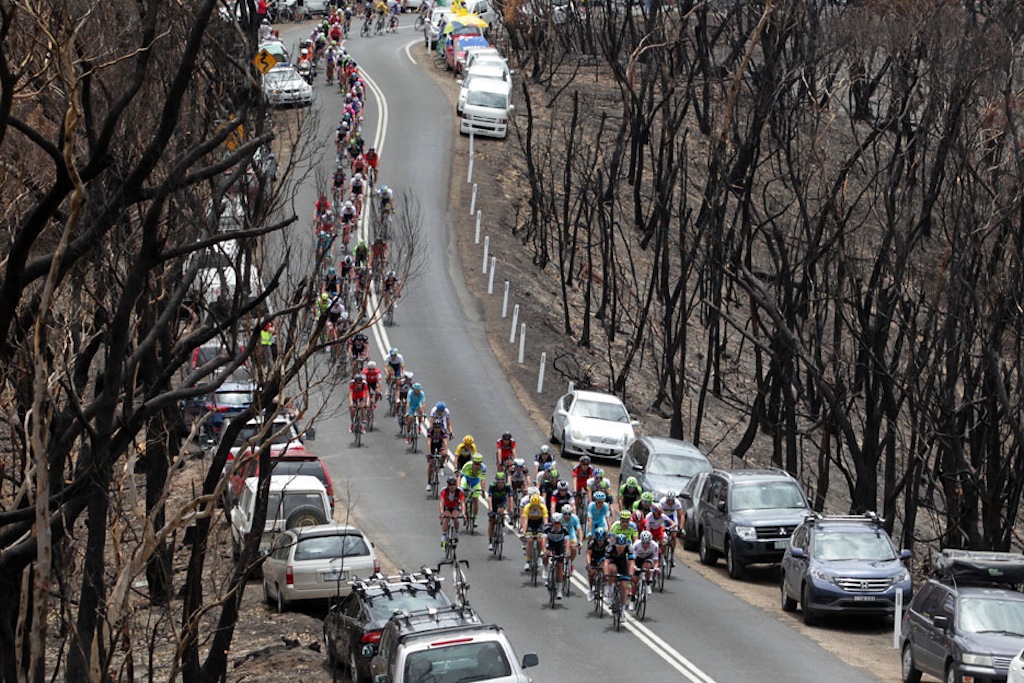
[959,631,1024,659]
[642,473,692,498]
[730,509,809,526]
[813,558,907,577]
[568,416,634,441]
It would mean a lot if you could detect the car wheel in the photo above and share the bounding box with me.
[350,649,363,683]
[682,522,698,551]
[262,579,274,606]
[275,584,289,613]
[725,540,744,580]
[945,664,957,683]
[780,573,797,612]
[285,505,328,530]
[900,644,922,683]
[698,530,717,566]
[801,582,816,626]
[549,420,559,444]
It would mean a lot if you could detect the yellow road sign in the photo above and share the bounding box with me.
[253,49,278,74]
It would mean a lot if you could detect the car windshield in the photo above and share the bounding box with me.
[266,492,324,521]
[404,641,511,682]
[730,482,805,511]
[812,530,897,562]
[466,91,507,108]
[647,452,709,477]
[573,399,629,423]
[233,423,299,447]
[366,592,448,622]
[293,533,369,561]
[266,69,296,85]
[958,597,1024,636]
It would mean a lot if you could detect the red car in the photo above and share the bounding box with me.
[445,34,489,74]
[226,443,335,512]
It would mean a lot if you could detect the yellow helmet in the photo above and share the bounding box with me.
[463,435,474,445]
[530,494,542,506]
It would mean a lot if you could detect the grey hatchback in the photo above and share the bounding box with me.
[619,436,712,500]
[901,550,1024,683]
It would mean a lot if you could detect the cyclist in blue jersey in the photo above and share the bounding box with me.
[560,503,582,568]
[405,382,426,442]
[587,491,613,537]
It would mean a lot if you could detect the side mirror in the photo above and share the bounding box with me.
[680,491,692,501]
[630,420,640,428]
[900,549,912,560]
[521,653,539,669]
[456,79,464,85]
[716,499,726,512]
[508,104,515,113]
[362,644,377,657]
[789,547,806,559]
[932,615,949,631]
[305,427,316,440]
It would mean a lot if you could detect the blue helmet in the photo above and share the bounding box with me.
[594,528,607,541]
[436,401,447,411]
[593,491,607,502]
[389,347,398,356]
[328,267,336,275]
[615,534,628,545]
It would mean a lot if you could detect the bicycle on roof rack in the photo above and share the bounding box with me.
[437,558,471,608]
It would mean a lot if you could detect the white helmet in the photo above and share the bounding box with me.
[640,530,653,543]
[345,200,354,208]
[354,172,362,180]
[551,513,564,524]
[540,445,550,454]
[527,486,539,497]
[366,360,377,369]
[404,371,414,379]
[561,504,573,515]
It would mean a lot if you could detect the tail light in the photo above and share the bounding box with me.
[286,566,294,586]
[361,630,382,644]
[373,559,381,574]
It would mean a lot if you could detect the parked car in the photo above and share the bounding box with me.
[679,470,710,550]
[229,475,332,559]
[257,39,290,66]
[226,444,334,510]
[462,0,499,26]
[902,550,1024,683]
[446,34,490,74]
[457,66,512,114]
[619,436,712,499]
[192,380,257,438]
[459,77,515,139]
[423,9,454,50]
[696,468,811,579]
[187,262,264,315]
[262,64,313,107]
[262,524,380,611]
[367,606,539,683]
[549,389,638,460]
[780,512,912,625]
[1009,646,1024,683]
[323,570,451,682]
[218,413,315,472]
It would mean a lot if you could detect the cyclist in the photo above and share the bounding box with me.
[347,331,369,371]
[397,370,414,421]
[429,401,452,453]
[364,147,379,183]
[384,347,404,387]
[586,490,612,537]
[495,431,518,470]
[325,296,347,347]
[339,200,358,242]
[633,490,656,517]
[536,464,559,507]
[603,534,635,617]
[322,266,341,296]
[454,434,478,472]
[387,0,400,31]
[315,291,332,326]
[331,164,347,203]
[550,480,574,517]
[439,476,465,549]
[459,453,487,527]
[370,236,389,270]
[520,493,548,573]
[348,374,370,432]
[629,507,648,534]
[405,382,427,442]
[353,238,369,268]
[588,467,614,509]
[631,530,660,605]
[508,457,529,499]
[609,509,638,543]
[561,503,583,567]
[542,513,571,599]
[487,471,513,551]
[534,444,555,476]
[315,193,330,224]
[363,359,383,402]
[572,455,594,498]
[659,493,685,545]
[426,419,447,488]
[381,270,401,313]
[619,476,643,512]
[349,172,366,214]
[586,528,611,601]
[645,503,677,555]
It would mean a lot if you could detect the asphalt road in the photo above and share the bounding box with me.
[267,19,881,683]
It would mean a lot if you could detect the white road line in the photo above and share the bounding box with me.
[403,39,420,65]
[351,56,718,683]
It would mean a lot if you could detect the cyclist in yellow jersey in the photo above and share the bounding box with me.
[454,435,478,471]
[520,494,548,572]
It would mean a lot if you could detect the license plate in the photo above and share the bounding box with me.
[323,571,347,582]
[853,595,876,602]
[593,448,611,455]
[773,540,789,550]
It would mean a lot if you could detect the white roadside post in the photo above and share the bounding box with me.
[893,591,903,649]
[501,281,510,317]
[474,210,481,244]
[568,381,575,393]
[468,130,475,182]
[537,352,547,393]
[518,323,526,363]
[510,304,519,343]
[469,183,478,216]
[487,257,496,294]
[482,236,489,274]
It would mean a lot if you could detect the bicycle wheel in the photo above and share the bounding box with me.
[530,549,538,587]
[493,520,504,559]
[466,500,476,535]
[593,573,604,616]
[547,567,557,608]
[353,418,362,447]
[665,536,676,579]
[636,580,648,621]
[410,428,418,453]
[360,19,370,36]
[611,583,622,631]
[656,565,666,592]
[562,559,571,597]
[367,402,375,432]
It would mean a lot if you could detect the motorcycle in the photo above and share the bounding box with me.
[297,58,314,84]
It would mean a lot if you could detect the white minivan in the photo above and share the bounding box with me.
[460,77,515,139]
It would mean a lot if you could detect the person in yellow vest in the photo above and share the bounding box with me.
[260,321,277,364]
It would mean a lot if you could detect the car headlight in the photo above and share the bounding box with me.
[571,428,584,441]
[810,567,835,583]
[894,567,911,583]
[961,653,994,667]
[734,525,756,542]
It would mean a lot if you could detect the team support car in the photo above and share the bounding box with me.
[550,389,638,460]
[367,606,539,683]
[696,468,811,579]
[261,64,313,107]
[323,569,451,683]
[780,512,912,625]
[262,524,380,612]
[620,435,712,499]
[902,550,1024,683]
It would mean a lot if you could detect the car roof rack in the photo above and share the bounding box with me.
[933,549,1024,587]
[389,604,482,638]
[348,568,444,602]
[806,511,885,527]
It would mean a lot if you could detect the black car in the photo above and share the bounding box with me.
[620,436,712,499]
[902,550,1024,683]
[323,570,452,683]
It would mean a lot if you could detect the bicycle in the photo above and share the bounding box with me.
[374,13,385,34]
[525,533,541,587]
[562,554,573,598]
[413,9,426,29]
[383,294,398,327]
[634,570,651,621]
[408,413,423,452]
[427,452,443,499]
[387,13,398,32]
[610,575,629,631]
[464,487,482,534]
[352,405,367,447]
[366,395,377,432]
[663,530,678,581]
[489,510,505,559]
[442,517,460,561]
[360,15,372,36]
[437,558,471,608]
[546,556,560,608]
[591,567,605,616]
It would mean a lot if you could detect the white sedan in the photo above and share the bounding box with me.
[261,65,312,107]
[1010,647,1024,683]
[550,389,638,460]
[262,524,380,612]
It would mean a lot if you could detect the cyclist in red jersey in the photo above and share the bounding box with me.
[363,360,383,402]
[348,375,370,431]
[495,431,518,469]
[572,455,594,495]
[439,476,466,548]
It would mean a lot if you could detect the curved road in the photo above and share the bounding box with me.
[268,20,880,683]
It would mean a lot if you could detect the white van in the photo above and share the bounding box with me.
[457,64,512,114]
[460,77,514,139]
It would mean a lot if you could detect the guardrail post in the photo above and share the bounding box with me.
[468,130,475,183]
[474,210,481,244]
[501,281,510,317]
[487,257,496,294]
[893,590,903,649]
[518,323,526,363]
[537,352,547,393]
[482,236,489,274]
[509,304,519,343]
[469,183,478,216]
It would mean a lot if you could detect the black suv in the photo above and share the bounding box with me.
[780,512,912,625]
[696,468,811,579]
[323,569,452,683]
[901,550,1024,683]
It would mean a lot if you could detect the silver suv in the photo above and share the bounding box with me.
[367,606,539,683]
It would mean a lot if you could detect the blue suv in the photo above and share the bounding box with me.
[780,512,912,625]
